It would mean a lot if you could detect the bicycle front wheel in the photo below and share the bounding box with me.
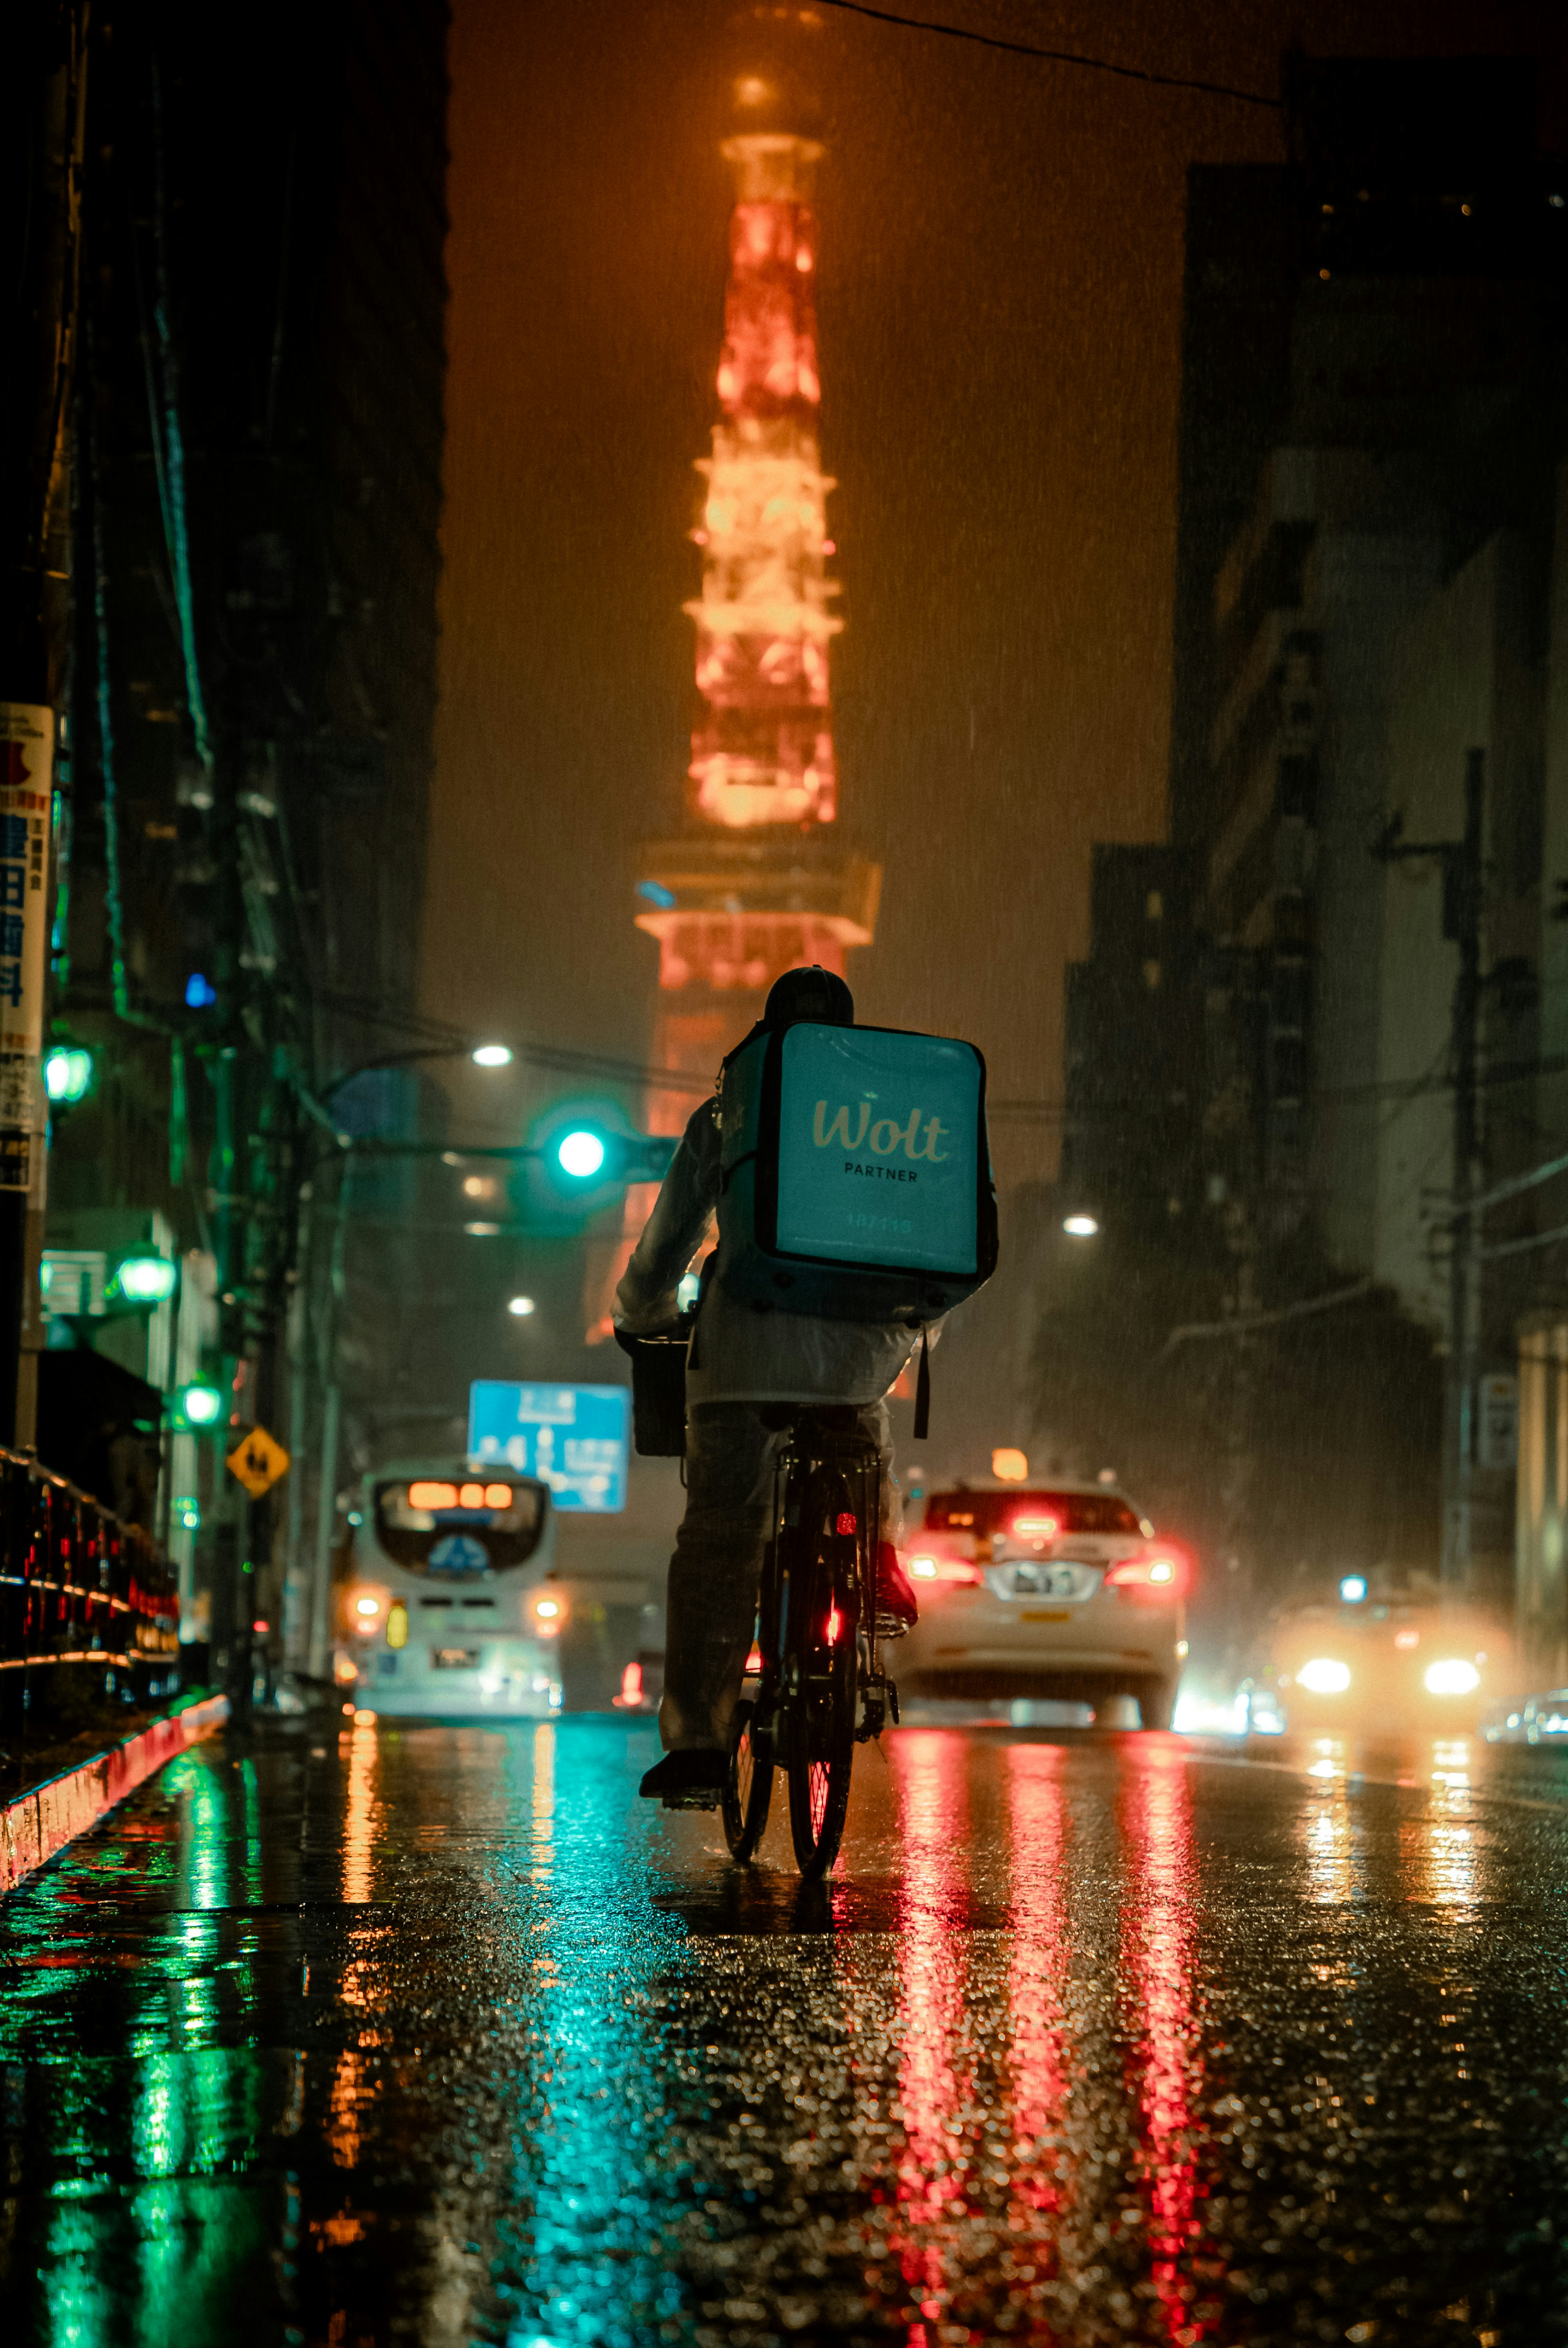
[786,1535,857,1877]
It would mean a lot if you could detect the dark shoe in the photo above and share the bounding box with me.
[875,1541,920,1637]
[638,1748,726,1810]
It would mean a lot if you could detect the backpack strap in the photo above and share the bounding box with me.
[913,1326,931,1442]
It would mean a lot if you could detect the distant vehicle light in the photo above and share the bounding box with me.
[1298,1657,1351,1694]
[1013,1513,1060,1539]
[1339,1574,1368,1603]
[909,1556,938,1579]
[557,1128,607,1178]
[408,1481,459,1509]
[1394,1628,1419,1650]
[1062,1213,1099,1238]
[1425,1658,1480,1696]
[508,1295,536,1316]
[744,1644,764,1673]
[354,1594,381,1619]
[535,1597,561,1619]
[991,1447,1029,1481]
[826,1606,843,1644]
[471,1043,513,1067]
[113,1253,177,1303]
[353,1708,377,1725]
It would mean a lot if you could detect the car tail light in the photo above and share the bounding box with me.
[906,1552,982,1586]
[1104,1551,1187,1597]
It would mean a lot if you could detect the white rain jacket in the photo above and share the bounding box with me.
[615,1094,938,1408]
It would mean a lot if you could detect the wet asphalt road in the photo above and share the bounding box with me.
[7,1721,1568,2347]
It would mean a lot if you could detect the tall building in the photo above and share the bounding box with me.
[47,0,450,1639]
[634,20,879,1135]
[1062,56,1568,1609]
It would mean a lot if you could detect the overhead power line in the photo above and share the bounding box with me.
[809,0,1281,107]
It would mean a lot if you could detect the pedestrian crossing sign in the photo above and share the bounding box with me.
[226,1424,290,1498]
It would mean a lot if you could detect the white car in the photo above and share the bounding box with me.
[896,1479,1188,1728]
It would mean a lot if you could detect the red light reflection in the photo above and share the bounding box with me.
[1122,1745,1213,2342]
[890,1733,970,2339]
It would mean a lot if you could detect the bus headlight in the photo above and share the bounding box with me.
[1298,1657,1351,1694]
[1425,1658,1480,1696]
[351,1590,383,1635]
[532,1594,565,1637]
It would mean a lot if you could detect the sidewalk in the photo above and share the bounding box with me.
[1,1688,229,1894]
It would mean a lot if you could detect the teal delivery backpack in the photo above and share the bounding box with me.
[716,1021,997,1323]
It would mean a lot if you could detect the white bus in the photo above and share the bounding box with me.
[334,1457,566,1719]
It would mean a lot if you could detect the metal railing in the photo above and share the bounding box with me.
[0,1450,182,1713]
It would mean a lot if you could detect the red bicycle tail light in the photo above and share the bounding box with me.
[836,1512,857,1536]
[826,1606,844,1645]
[1105,1551,1188,1597]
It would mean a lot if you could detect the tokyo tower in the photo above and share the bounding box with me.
[635,12,881,1136]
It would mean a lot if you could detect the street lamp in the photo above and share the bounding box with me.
[1062,1213,1100,1239]
[508,1295,537,1317]
[470,1043,513,1068]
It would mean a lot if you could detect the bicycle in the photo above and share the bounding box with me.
[722,1404,900,1878]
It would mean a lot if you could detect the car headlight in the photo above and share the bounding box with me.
[1298,1657,1351,1694]
[1424,1658,1480,1696]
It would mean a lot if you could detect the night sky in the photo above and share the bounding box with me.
[425,0,1566,1179]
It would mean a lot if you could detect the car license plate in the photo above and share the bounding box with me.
[1020,1609,1071,1623]
[1009,1564,1088,1599]
[431,1646,481,1669]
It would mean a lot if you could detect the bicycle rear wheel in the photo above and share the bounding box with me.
[722,1692,773,1859]
[786,1510,858,1877]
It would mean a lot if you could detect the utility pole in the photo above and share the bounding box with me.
[1373,747,1486,1592]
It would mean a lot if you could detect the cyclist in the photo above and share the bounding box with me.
[617,965,927,1808]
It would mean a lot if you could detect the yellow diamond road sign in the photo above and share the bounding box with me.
[226,1424,290,1498]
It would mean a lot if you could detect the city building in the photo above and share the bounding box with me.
[1065,55,1568,1614]
[47,0,450,1647]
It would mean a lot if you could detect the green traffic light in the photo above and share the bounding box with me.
[556,1128,608,1179]
[177,1381,224,1429]
[111,1254,178,1304]
[45,1045,94,1104]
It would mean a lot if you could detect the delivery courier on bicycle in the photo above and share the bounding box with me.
[616,964,996,1811]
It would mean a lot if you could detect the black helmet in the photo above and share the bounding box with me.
[762,965,854,1030]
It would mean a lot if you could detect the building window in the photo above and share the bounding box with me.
[1145,890,1163,922]
[1143,959,1162,991]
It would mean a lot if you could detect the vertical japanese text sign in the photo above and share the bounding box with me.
[0,707,51,1191]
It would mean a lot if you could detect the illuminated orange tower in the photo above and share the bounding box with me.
[635,20,880,1137]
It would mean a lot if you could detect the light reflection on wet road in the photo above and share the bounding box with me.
[7,1720,1568,2345]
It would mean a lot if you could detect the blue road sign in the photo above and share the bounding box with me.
[467,1382,630,1514]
